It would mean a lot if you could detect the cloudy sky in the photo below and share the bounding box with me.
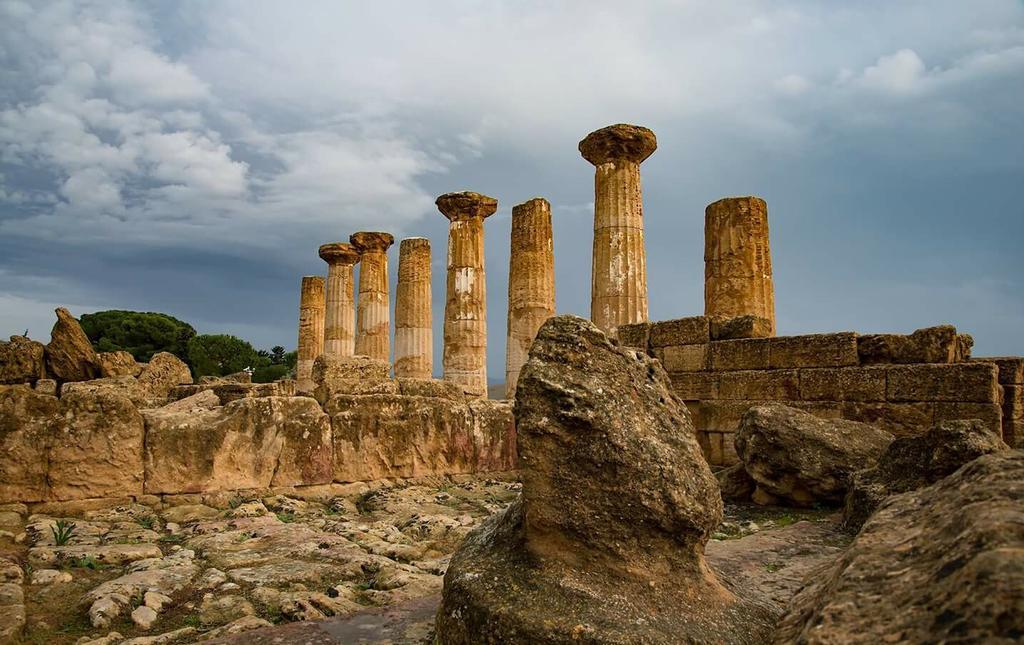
[1,0,1022,379]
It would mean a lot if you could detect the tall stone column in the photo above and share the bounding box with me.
[704,196,776,335]
[437,191,497,399]
[394,237,432,379]
[350,232,395,362]
[505,197,556,399]
[579,123,657,335]
[296,275,325,393]
[319,242,360,357]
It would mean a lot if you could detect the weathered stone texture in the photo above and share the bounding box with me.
[710,314,773,340]
[505,198,555,398]
[581,124,655,335]
[438,191,496,399]
[858,325,971,364]
[0,336,46,385]
[136,352,192,399]
[143,396,333,495]
[886,362,999,403]
[0,386,58,503]
[736,404,893,506]
[842,419,1007,530]
[326,395,514,482]
[350,232,394,363]
[45,307,100,383]
[704,197,775,335]
[437,315,775,643]
[96,350,142,378]
[776,451,1024,644]
[319,242,359,358]
[295,276,325,394]
[394,237,432,379]
[311,354,398,403]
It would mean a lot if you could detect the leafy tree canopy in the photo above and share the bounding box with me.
[187,334,264,377]
[79,310,196,363]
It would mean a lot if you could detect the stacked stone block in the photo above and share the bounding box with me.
[973,356,1023,448]
[619,319,1006,465]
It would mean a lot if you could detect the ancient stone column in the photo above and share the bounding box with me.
[437,191,497,398]
[505,197,556,399]
[350,232,395,363]
[704,196,776,335]
[394,237,432,379]
[319,242,360,358]
[296,275,325,393]
[579,123,657,335]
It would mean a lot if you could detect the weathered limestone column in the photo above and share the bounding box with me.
[505,197,556,399]
[394,237,432,379]
[319,242,360,357]
[350,232,395,362]
[579,123,657,335]
[437,191,497,398]
[296,275,325,393]
[704,196,776,335]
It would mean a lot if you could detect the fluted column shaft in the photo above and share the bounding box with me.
[351,232,395,363]
[296,275,325,393]
[320,243,360,357]
[437,191,497,399]
[395,237,432,379]
[505,198,555,399]
[704,196,776,334]
[580,124,657,335]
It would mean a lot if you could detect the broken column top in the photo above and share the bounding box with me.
[579,123,657,165]
[318,242,360,264]
[349,231,395,252]
[706,196,767,216]
[512,197,550,214]
[436,191,498,221]
[400,236,430,249]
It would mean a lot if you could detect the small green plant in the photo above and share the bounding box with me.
[138,515,157,530]
[51,519,77,546]
[276,512,295,524]
[236,531,258,542]
[764,562,783,573]
[70,556,103,570]
[183,614,202,628]
[228,496,244,509]
[159,533,185,544]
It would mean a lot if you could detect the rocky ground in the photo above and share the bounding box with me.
[0,476,851,645]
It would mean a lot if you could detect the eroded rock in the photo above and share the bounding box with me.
[843,419,1007,530]
[736,404,893,506]
[437,315,776,643]
[0,335,46,385]
[45,307,100,383]
[96,350,142,378]
[775,451,1024,643]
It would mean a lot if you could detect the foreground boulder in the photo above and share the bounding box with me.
[45,307,101,383]
[96,350,142,377]
[0,336,46,385]
[436,315,775,644]
[136,351,192,399]
[776,451,1024,643]
[312,354,396,403]
[843,419,1007,530]
[736,405,893,506]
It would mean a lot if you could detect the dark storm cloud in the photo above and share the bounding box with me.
[1,0,1022,376]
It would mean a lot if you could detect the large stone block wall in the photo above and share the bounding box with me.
[619,317,1013,466]
[0,382,516,506]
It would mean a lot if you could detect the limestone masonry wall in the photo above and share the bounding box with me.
[0,379,516,507]
[618,317,1016,466]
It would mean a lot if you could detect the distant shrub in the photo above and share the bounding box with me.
[79,310,195,363]
[187,334,262,378]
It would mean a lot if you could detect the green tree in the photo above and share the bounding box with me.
[187,334,264,378]
[79,310,196,363]
[252,363,291,383]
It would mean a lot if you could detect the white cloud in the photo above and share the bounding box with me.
[858,49,927,94]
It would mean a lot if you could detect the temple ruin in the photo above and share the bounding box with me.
[350,231,394,363]
[294,275,325,393]
[318,242,359,358]
[394,237,433,379]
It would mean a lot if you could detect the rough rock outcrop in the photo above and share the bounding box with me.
[327,394,515,482]
[143,396,332,494]
[45,308,101,382]
[96,350,142,377]
[843,419,1007,529]
[0,336,46,385]
[716,463,756,500]
[437,315,775,644]
[0,386,143,503]
[858,325,973,364]
[312,354,397,404]
[136,351,192,399]
[775,451,1024,644]
[736,404,893,506]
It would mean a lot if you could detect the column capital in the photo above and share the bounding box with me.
[350,231,395,253]
[318,242,360,265]
[579,123,657,165]
[400,236,431,251]
[436,191,498,221]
